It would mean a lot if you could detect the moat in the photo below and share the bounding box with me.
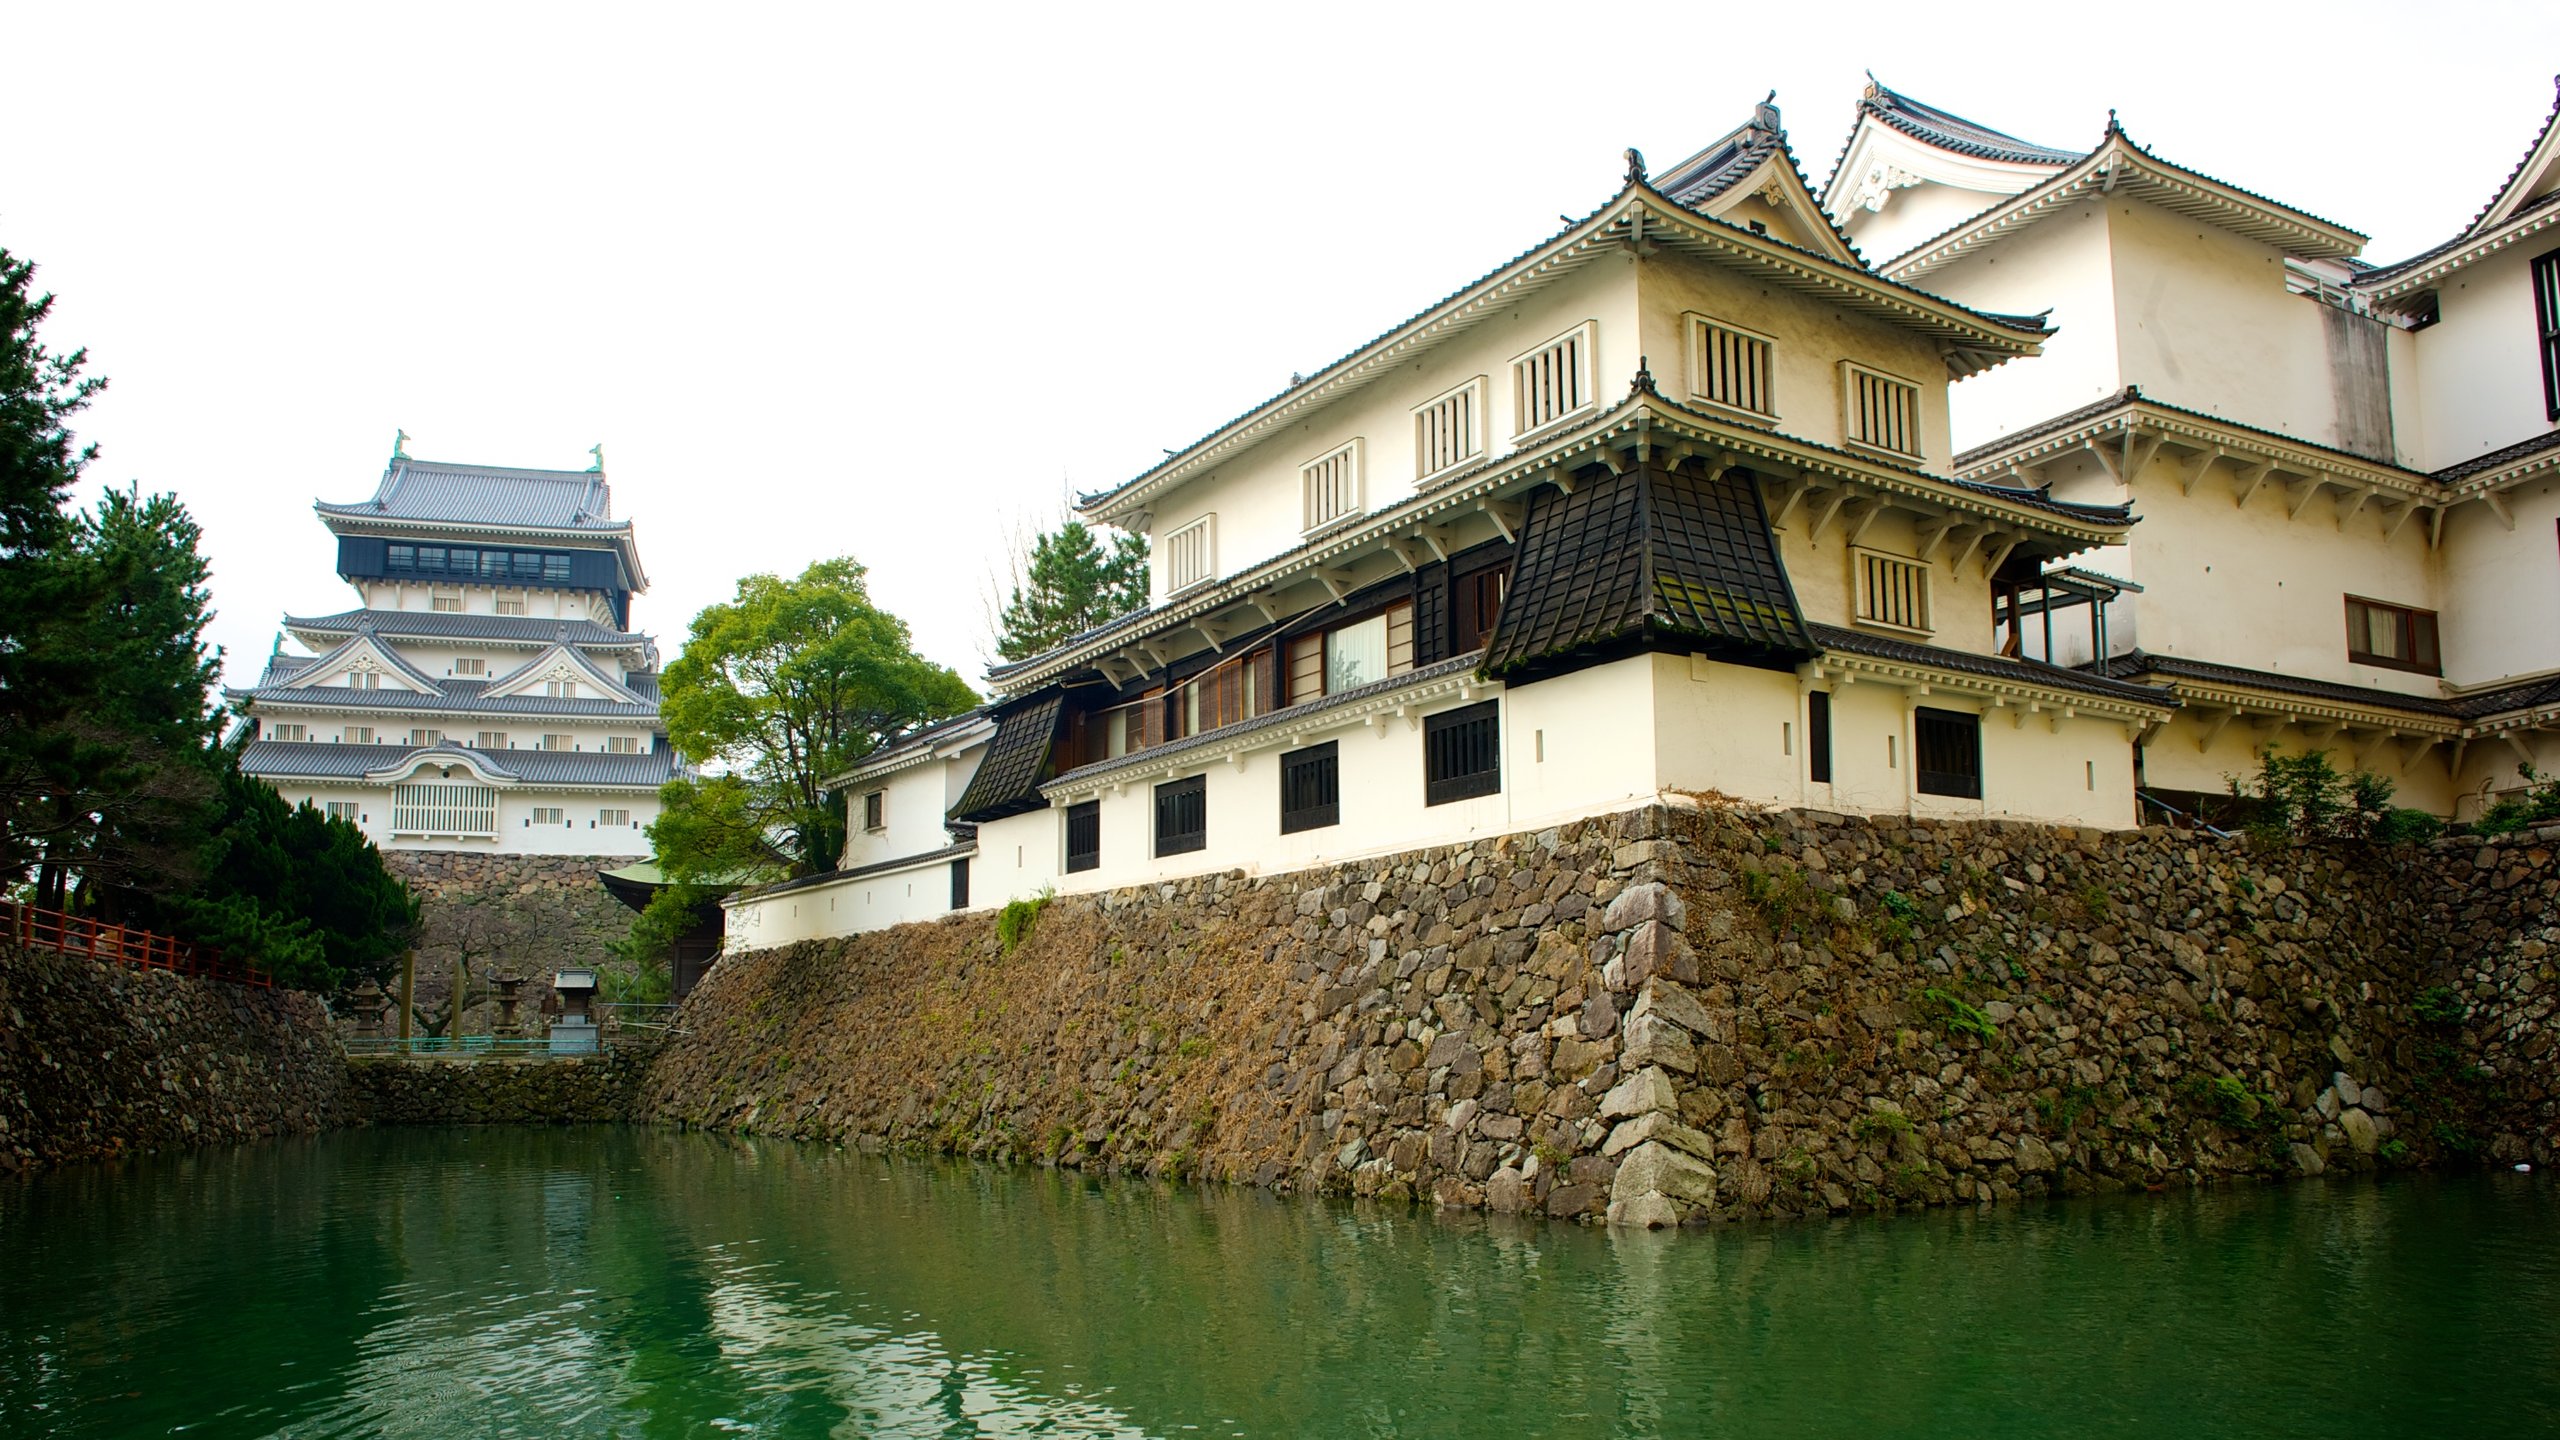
[2,1128,2554,1438]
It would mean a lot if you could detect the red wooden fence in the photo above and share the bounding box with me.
[0,901,273,989]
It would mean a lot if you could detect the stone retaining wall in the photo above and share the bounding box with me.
[643,802,2559,1225]
[343,1049,649,1127]
[0,944,345,1173]
[382,851,634,1031]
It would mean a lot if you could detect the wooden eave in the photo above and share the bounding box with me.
[2357,199,2560,307]
[1080,183,2049,527]
[1003,390,2124,697]
[1882,137,2369,281]
[2155,681,2460,744]
[1803,651,2172,730]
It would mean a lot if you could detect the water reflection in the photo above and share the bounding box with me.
[1,1129,2553,1438]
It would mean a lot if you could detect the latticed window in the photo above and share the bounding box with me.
[324,801,359,822]
[1064,800,1101,873]
[409,728,441,747]
[541,733,574,751]
[1302,440,1362,531]
[453,658,486,676]
[1414,377,1484,481]
[598,808,631,827]
[270,722,306,742]
[476,731,508,749]
[1280,742,1339,834]
[392,782,496,837]
[1511,323,1594,437]
[1855,550,1932,634]
[531,806,565,825]
[1914,708,1982,799]
[1165,516,1214,592]
[344,726,375,745]
[1842,362,1921,456]
[1689,316,1775,418]
[606,735,642,753]
[1424,700,1501,806]
[1154,775,1206,857]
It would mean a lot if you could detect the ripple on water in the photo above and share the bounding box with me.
[0,1129,2553,1439]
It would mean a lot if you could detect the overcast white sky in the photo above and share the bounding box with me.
[5,3,2555,694]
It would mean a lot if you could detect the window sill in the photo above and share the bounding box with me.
[1850,616,1935,641]
[1688,397,1780,429]
[2346,653,2442,678]
[1508,406,1599,451]
[1842,437,1925,465]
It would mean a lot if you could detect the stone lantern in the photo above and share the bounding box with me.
[492,974,527,1037]
[349,980,386,1039]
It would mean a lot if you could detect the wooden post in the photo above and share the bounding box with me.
[398,949,416,1041]
[450,950,466,1042]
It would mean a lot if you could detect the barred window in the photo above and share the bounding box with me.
[1065,800,1101,873]
[1302,440,1363,531]
[409,728,442,747]
[606,735,642,753]
[453,658,486,676]
[530,806,566,826]
[598,808,631,827]
[270,722,307,742]
[1914,708,1982,799]
[324,801,359,823]
[343,726,375,745]
[1855,550,1932,634]
[1842,361,1921,456]
[1154,775,1206,857]
[1688,316,1775,418]
[1280,742,1339,834]
[1511,323,1595,437]
[1424,700,1501,806]
[475,730,508,750]
[392,782,497,837]
[2534,248,2560,422]
[1165,516,1215,592]
[1414,377,1485,481]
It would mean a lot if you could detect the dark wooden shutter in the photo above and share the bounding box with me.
[1914,708,1982,799]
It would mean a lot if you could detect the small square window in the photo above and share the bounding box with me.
[1914,707,1982,799]
[1854,550,1932,635]
[1841,362,1922,457]
[1687,315,1777,420]
[453,658,486,676]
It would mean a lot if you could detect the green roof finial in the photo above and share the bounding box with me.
[392,428,409,460]
[588,443,605,473]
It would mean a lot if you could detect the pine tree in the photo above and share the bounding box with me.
[994,521,1151,662]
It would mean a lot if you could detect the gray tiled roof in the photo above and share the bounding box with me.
[284,609,652,648]
[2092,651,2449,716]
[316,458,627,533]
[1851,81,2081,170]
[2430,428,2560,485]
[1815,625,2175,706]
[239,738,680,787]
[1952,385,2429,483]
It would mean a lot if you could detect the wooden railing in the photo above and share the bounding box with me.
[0,901,274,989]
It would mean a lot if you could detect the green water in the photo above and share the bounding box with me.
[2,1129,2554,1438]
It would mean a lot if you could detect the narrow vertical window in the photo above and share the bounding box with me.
[1065,800,1101,873]
[1510,323,1596,437]
[1914,708,1982,799]
[1414,377,1487,482]
[2534,248,2560,422]
[1280,742,1340,833]
[1807,690,1833,784]
[1423,700,1502,805]
[1154,776,1207,857]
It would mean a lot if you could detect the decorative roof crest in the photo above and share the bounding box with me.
[1624,147,1647,187]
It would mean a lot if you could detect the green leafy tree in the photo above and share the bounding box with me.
[993,520,1148,662]
[0,244,111,890]
[655,558,976,878]
[147,755,421,990]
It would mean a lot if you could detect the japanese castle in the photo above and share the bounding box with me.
[230,446,676,855]
[726,76,2560,949]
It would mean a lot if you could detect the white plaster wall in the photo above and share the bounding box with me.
[2104,201,2389,455]
[1843,183,2024,272]
[2097,449,2444,697]
[1145,262,1643,597]
[265,784,658,856]
[352,580,621,625]
[724,852,973,952]
[1637,252,1961,471]
[254,709,659,754]
[2440,481,2560,685]
[2136,712,2458,818]
[2405,245,2553,471]
[2450,731,2560,822]
[1650,653,1800,807]
[1922,207,2124,450]
[840,760,962,872]
[1784,680,2135,829]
